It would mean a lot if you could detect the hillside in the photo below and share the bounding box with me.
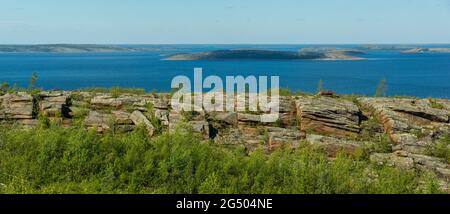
[0,89,449,193]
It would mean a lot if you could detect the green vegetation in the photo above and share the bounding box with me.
[375,79,387,97]
[277,88,312,97]
[0,82,10,95]
[0,123,439,194]
[29,72,38,89]
[427,137,450,164]
[145,102,163,134]
[428,98,444,109]
[79,87,146,96]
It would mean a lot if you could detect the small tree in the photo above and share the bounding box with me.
[317,79,324,93]
[30,72,38,89]
[375,79,387,97]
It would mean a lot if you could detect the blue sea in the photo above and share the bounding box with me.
[0,44,449,98]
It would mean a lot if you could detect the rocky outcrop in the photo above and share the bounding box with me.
[359,97,450,192]
[370,150,450,191]
[359,98,450,153]
[39,91,69,117]
[296,97,361,137]
[1,91,449,191]
[0,92,34,119]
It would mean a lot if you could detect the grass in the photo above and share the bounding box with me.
[427,136,450,164]
[0,123,441,194]
[78,87,146,97]
[429,98,444,109]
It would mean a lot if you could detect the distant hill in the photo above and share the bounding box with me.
[164,49,366,61]
[0,44,138,53]
[401,48,450,54]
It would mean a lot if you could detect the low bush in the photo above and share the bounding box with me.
[0,124,440,194]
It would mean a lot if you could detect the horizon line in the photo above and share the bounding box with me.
[2,42,450,45]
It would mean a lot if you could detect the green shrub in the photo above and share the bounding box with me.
[79,87,146,96]
[429,98,444,109]
[427,137,450,164]
[0,82,9,95]
[0,124,440,194]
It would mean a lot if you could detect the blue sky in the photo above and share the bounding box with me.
[1,0,450,44]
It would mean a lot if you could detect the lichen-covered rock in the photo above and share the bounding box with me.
[296,97,361,137]
[130,110,154,136]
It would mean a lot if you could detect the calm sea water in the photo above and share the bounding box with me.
[0,44,449,98]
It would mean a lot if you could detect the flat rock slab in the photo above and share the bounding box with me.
[296,97,361,137]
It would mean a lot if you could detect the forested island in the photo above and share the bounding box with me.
[164,49,366,61]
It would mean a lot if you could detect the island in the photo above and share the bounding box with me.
[401,48,450,54]
[163,49,366,61]
[0,44,139,53]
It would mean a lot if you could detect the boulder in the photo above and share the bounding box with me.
[84,111,113,133]
[0,93,34,119]
[130,110,155,136]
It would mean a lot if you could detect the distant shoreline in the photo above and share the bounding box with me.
[1,44,450,54]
